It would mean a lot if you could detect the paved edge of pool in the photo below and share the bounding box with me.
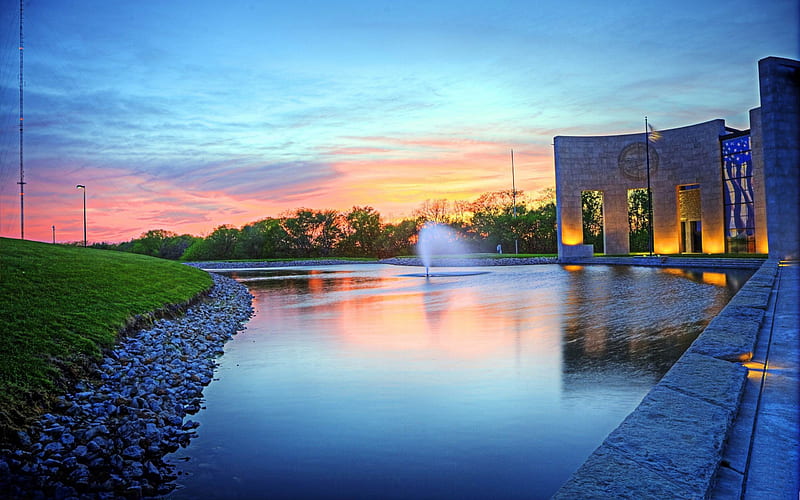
[552,258,778,499]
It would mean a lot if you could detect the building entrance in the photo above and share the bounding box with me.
[678,184,702,253]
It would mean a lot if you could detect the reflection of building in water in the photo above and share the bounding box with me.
[558,265,752,394]
[555,57,799,260]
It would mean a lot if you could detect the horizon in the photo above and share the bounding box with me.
[1,0,797,244]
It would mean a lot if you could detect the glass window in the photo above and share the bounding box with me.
[721,134,755,253]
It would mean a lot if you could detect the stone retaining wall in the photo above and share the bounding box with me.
[560,255,766,270]
[553,259,778,499]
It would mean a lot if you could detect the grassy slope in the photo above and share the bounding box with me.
[0,238,212,433]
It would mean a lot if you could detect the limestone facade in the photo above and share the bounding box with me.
[554,56,799,260]
[555,120,734,256]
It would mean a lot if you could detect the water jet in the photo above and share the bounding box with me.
[407,222,487,277]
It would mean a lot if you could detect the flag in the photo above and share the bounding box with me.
[648,123,662,142]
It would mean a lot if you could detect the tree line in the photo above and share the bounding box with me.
[90,188,659,260]
[94,188,560,260]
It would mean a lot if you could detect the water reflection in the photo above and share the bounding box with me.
[168,264,751,499]
[558,266,751,400]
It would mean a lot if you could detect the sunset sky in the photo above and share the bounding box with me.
[0,0,797,243]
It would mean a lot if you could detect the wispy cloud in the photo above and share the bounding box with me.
[0,0,796,242]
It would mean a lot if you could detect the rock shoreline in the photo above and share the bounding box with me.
[379,256,557,266]
[185,259,374,269]
[0,273,254,499]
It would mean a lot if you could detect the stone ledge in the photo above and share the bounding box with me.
[559,256,766,270]
[555,386,734,499]
[659,352,748,413]
[553,445,700,499]
[688,309,762,361]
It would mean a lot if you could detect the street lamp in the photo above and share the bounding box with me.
[76,184,86,247]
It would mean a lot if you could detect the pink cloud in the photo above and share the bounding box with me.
[1,138,555,244]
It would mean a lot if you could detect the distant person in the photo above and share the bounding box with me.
[496,243,502,254]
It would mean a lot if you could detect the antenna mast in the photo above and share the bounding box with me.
[18,0,26,239]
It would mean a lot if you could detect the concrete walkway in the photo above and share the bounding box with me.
[712,260,799,499]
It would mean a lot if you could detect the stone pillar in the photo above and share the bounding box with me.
[749,107,770,254]
[603,188,629,255]
[555,137,588,259]
[759,57,800,260]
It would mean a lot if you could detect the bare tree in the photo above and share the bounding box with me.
[413,199,451,223]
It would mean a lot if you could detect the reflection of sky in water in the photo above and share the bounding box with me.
[168,264,751,499]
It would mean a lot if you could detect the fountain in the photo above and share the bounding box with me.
[411,222,487,277]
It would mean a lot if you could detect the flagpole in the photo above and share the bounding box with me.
[511,149,518,254]
[645,117,654,256]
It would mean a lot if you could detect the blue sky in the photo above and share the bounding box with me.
[0,0,797,242]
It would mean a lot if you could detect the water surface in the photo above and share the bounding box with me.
[168,264,750,499]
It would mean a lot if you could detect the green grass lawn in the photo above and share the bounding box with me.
[0,238,212,436]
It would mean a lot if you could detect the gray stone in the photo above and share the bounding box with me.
[122,461,144,479]
[553,444,699,499]
[725,288,771,310]
[68,465,90,485]
[659,352,748,414]
[43,441,64,455]
[60,433,75,447]
[601,385,732,497]
[688,312,761,361]
[72,445,88,459]
[122,445,144,460]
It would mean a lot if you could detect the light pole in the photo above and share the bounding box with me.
[76,184,86,247]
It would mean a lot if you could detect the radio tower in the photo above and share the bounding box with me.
[18,0,26,239]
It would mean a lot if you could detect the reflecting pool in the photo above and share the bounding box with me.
[167,264,752,499]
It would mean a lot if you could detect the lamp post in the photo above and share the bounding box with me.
[76,184,86,247]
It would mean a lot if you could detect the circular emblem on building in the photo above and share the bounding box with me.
[618,142,659,181]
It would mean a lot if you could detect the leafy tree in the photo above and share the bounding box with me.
[259,218,291,258]
[380,219,418,257]
[125,229,195,260]
[469,190,518,251]
[281,209,342,257]
[181,225,240,260]
[234,218,290,259]
[581,191,604,253]
[339,206,382,257]
[315,210,342,257]
[518,201,557,253]
[628,188,651,252]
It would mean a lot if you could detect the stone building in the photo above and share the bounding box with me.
[554,56,799,261]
